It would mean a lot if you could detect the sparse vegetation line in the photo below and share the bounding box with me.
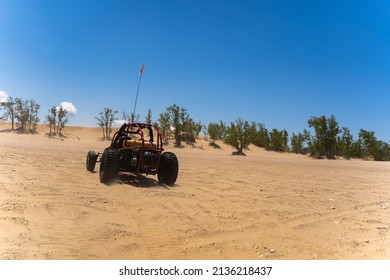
[1,96,389,161]
[0,96,40,133]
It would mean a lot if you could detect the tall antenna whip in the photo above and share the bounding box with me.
[132,64,145,119]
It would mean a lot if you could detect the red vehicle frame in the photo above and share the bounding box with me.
[86,122,179,185]
[109,122,164,175]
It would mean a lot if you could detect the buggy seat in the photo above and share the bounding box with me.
[123,139,154,148]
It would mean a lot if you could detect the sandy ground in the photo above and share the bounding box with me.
[0,122,389,260]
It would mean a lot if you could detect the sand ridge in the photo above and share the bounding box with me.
[0,122,389,259]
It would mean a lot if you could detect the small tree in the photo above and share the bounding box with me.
[374,141,390,161]
[290,129,313,155]
[15,98,29,132]
[145,109,152,124]
[358,129,378,160]
[224,118,251,155]
[217,120,227,140]
[0,96,17,130]
[96,107,118,140]
[166,104,189,147]
[338,127,353,159]
[192,120,203,138]
[119,110,140,124]
[354,129,390,161]
[158,111,170,143]
[291,132,306,154]
[182,118,202,145]
[308,115,340,159]
[1,97,40,133]
[250,122,270,150]
[130,112,140,123]
[207,121,227,144]
[207,122,219,144]
[46,106,57,135]
[28,99,40,132]
[269,128,288,152]
[57,106,68,135]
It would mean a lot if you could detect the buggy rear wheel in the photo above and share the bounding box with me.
[86,150,98,172]
[158,152,178,186]
[99,148,120,184]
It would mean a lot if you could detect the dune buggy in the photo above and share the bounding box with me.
[86,123,178,186]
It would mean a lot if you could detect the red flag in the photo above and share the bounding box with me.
[139,64,145,75]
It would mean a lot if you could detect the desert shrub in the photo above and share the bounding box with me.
[224,118,251,154]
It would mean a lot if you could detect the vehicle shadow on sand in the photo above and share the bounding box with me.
[116,173,177,189]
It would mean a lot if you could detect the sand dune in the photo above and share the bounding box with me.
[1,122,389,259]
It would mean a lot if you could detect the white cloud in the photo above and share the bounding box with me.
[0,90,9,102]
[59,101,77,116]
[113,119,126,127]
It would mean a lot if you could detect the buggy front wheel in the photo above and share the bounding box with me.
[158,152,179,186]
[86,150,98,172]
[99,148,120,184]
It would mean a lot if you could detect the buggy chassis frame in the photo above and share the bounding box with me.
[107,122,164,176]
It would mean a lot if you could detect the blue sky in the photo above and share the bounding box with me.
[0,0,389,141]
